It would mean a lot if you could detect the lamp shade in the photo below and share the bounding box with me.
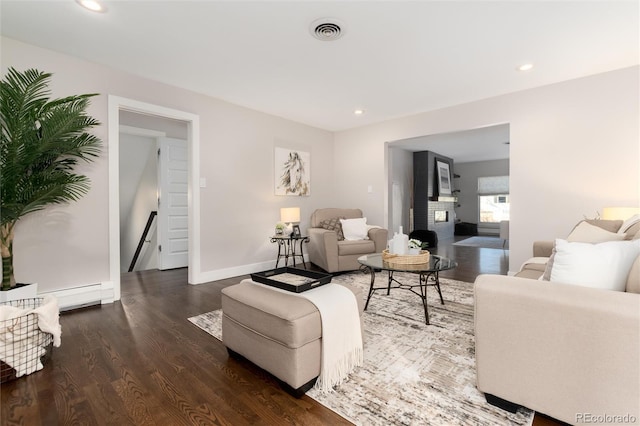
[280,207,300,223]
[602,207,640,220]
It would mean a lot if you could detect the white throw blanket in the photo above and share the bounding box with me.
[249,280,363,393]
[300,283,363,392]
[0,295,62,377]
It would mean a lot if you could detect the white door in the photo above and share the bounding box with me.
[157,137,188,270]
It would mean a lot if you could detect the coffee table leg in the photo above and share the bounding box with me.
[419,272,430,325]
[387,271,393,295]
[434,271,444,305]
[363,266,376,311]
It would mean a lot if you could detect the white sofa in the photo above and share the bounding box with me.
[474,219,640,425]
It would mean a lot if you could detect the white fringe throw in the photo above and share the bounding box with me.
[300,283,363,393]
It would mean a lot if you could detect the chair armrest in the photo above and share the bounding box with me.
[474,274,640,424]
[307,228,339,272]
[533,240,554,257]
[367,227,389,253]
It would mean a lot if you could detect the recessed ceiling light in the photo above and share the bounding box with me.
[517,63,534,72]
[354,109,365,115]
[76,0,106,13]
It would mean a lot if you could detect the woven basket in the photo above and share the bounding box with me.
[382,249,430,265]
[0,298,54,383]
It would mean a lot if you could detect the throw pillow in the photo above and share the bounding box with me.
[320,217,345,241]
[619,214,640,239]
[582,219,622,233]
[543,220,630,281]
[619,214,640,233]
[340,217,369,241]
[567,221,625,243]
[549,239,640,291]
[626,256,640,294]
[625,222,640,239]
[542,252,555,281]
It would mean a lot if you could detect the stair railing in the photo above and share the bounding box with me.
[128,211,158,272]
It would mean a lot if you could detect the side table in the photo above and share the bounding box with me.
[270,235,310,269]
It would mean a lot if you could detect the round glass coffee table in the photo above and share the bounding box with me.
[357,253,457,325]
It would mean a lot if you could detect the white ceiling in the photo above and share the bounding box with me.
[1,1,637,135]
[390,123,510,163]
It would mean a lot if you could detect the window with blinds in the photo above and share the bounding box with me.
[478,176,510,223]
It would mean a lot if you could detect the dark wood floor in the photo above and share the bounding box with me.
[1,239,562,425]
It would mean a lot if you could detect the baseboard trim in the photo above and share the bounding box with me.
[192,256,309,285]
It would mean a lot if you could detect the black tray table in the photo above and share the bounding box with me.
[250,267,332,293]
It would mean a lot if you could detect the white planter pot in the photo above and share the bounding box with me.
[0,283,38,303]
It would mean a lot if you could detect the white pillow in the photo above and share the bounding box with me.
[567,221,625,243]
[340,217,369,241]
[549,239,640,291]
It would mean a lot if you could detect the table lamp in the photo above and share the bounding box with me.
[280,207,300,235]
[602,207,640,220]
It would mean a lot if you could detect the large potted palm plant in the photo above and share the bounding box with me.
[0,67,102,294]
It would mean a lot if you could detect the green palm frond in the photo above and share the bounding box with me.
[1,67,102,226]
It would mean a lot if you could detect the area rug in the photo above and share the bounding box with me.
[188,272,533,426]
[453,236,508,250]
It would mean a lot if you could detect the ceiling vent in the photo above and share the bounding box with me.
[310,18,346,41]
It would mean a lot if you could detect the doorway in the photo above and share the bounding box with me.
[386,124,510,239]
[119,118,188,273]
[108,96,202,302]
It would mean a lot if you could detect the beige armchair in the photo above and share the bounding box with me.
[307,208,388,273]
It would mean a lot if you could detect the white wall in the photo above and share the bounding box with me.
[334,66,639,273]
[3,37,335,293]
[388,147,413,234]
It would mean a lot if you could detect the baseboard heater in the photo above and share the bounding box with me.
[60,300,100,312]
[40,281,114,312]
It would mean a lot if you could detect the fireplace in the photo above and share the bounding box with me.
[434,210,448,223]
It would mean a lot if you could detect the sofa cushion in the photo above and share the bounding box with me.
[319,217,345,240]
[567,221,625,243]
[340,217,368,241]
[338,239,375,256]
[549,239,640,291]
[626,256,640,294]
[515,257,547,280]
[515,268,546,280]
